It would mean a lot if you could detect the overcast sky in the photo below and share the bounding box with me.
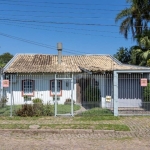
[0,0,136,56]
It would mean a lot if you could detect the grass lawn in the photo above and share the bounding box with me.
[0,107,129,131]
[0,105,21,116]
[40,124,129,131]
[56,104,80,114]
[0,123,130,131]
[75,107,119,121]
[0,104,81,116]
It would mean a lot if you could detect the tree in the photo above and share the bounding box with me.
[113,47,131,64]
[129,46,144,65]
[115,0,150,39]
[0,52,13,68]
[129,29,150,66]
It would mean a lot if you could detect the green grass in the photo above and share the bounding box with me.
[0,124,29,129]
[0,107,129,131]
[75,116,119,121]
[0,104,81,116]
[0,105,21,116]
[40,124,130,131]
[75,107,119,121]
[78,108,114,116]
[0,106,119,121]
[0,123,130,131]
[56,104,80,114]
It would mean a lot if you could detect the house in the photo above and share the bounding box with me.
[1,44,150,112]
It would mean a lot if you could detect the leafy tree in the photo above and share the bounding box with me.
[115,0,150,39]
[146,59,150,66]
[129,30,150,66]
[143,83,150,101]
[129,45,143,65]
[0,52,13,68]
[113,47,131,64]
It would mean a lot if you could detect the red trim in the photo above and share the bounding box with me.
[22,79,35,97]
[50,80,62,96]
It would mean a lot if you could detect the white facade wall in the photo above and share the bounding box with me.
[6,74,76,105]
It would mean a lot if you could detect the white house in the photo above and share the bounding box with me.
[1,45,150,109]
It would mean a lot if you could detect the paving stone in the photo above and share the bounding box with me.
[60,129,93,134]
[29,125,40,129]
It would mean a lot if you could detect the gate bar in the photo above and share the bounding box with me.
[71,73,73,116]
[54,74,57,117]
[113,71,118,116]
[10,74,13,117]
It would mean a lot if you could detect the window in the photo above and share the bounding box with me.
[50,80,62,96]
[22,79,34,96]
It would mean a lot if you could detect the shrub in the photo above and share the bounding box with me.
[16,104,34,117]
[23,95,31,102]
[32,98,43,116]
[143,83,150,102]
[32,98,43,104]
[16,99,54,117]
[84,85,101,102]
[42,101,54,116]
[0,96,8,108]
[64,98,75,105]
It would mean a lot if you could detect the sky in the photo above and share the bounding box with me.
[0,0,137,56]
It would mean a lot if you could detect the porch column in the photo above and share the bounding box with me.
[113,71,118,116]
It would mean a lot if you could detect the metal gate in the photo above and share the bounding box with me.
[54,73,74,116]
[114,70,150,116]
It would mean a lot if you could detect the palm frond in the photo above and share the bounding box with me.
[115,8,132,22]
[120,17,132,38]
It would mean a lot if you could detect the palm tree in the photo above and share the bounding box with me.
[115,0,150,39]
[130,30,150,66]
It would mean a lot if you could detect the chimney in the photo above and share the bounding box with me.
[57,42,62,64]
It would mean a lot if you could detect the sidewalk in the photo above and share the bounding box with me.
[0,117,150,138]
[0,116,150,150]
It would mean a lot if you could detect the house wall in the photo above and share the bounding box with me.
[5,74,76,105]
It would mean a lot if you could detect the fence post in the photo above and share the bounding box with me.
[113,71,118,116]
[54,74,57,117]
[10,74,13,117]
[0,69,3,100]
[71,73,74,116]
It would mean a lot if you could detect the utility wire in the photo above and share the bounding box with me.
[0,9,118,15]
[0,14,116,20]
[0,2,124,11]
[0,20,123,34]
[0,18,146,28]
[0,9,145,16]
[1,22,127,38]
[0,32,91,54]
[0,0,131,6]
